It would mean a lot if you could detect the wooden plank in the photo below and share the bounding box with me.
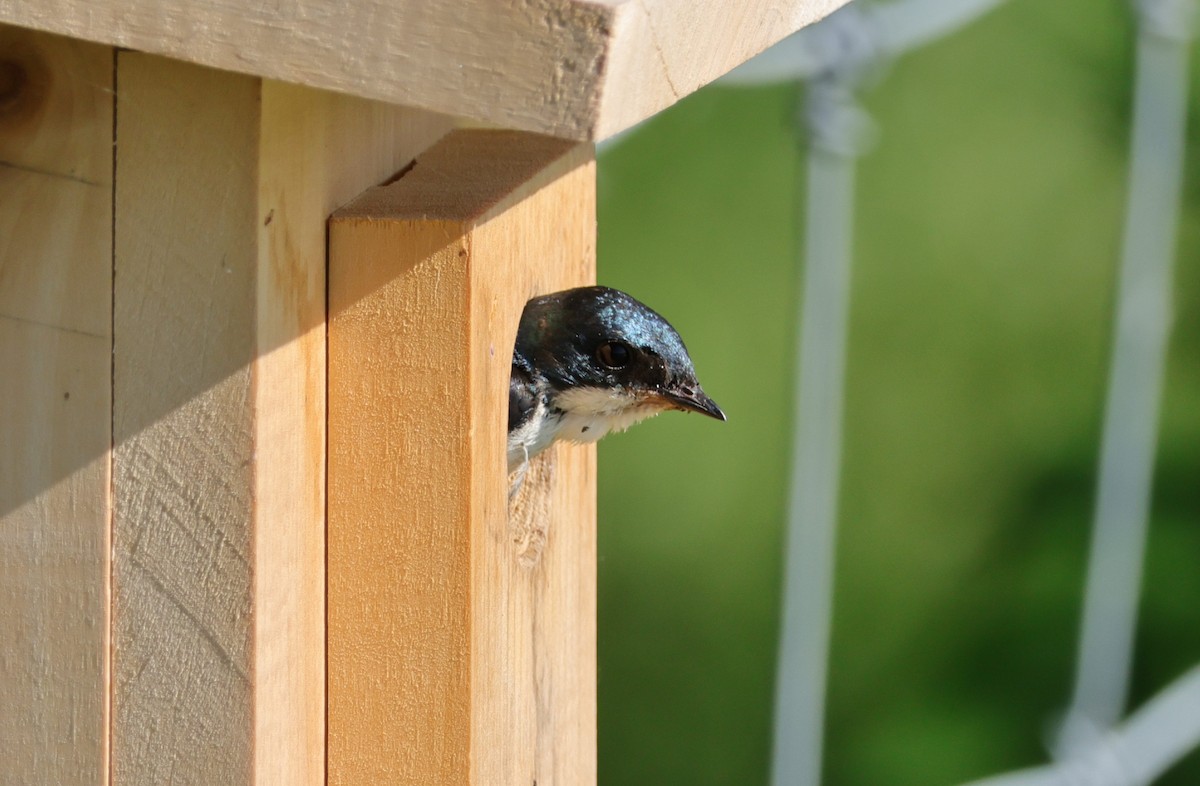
[328,130,596,785]
[254,80,450,786]
[0,26,113,786]
[112,53,451,785]
[0,0,850,140]
[112,56,260,784]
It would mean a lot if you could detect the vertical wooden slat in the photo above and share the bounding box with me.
[113,56,260,783]
[328,129,597,786]
[0,26,113,786]
[254,81,450,786]
[467,146,597,786]
[112,53,451,784]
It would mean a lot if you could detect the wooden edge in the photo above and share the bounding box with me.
[327,128,596,784]
[336,130,581,222]
[595,0,852,139]
[0,0,850,140]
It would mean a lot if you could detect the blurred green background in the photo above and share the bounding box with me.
[593,1,1200,784]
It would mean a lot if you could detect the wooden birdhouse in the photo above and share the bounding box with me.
[0,2,847,783]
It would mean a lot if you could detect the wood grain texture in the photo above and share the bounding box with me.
[595,0,849,138]
[112,53,451,785]
[254,80,451,786]
[0,0,851,140]
[328,129,596,785]
[0,26,113,786]
[467,141,597,786]
[113,56,260,785]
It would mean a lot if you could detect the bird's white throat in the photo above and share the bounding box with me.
[552,385,664,444]
[506,385,663,472]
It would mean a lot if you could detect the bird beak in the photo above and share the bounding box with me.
[661,386,726,421]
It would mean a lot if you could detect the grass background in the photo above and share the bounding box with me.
[593,1,1200,783]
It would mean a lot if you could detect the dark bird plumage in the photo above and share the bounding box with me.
[507,286,724,471]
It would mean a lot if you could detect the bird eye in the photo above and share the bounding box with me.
[596,341,632,369]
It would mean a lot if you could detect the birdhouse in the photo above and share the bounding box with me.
[0,2,847,783]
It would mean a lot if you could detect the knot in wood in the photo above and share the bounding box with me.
[0,50,47,127]
[0,60,27,113]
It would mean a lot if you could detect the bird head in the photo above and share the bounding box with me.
[515,286,725,437]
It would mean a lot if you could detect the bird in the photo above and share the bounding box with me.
[508,286,725,473]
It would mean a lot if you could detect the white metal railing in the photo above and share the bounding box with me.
[975,1,1198,781]
[721,1,1198,784]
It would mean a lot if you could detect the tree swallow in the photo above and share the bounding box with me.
[508,286,725,472]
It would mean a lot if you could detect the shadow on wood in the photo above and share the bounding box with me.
[328,129,597,786]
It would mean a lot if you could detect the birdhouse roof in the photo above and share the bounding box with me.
[1,0,848,139]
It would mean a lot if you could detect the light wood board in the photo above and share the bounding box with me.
[328,129,597,785]
[111,53,451,785]
[0,0,851,140]
[0,26,113,786]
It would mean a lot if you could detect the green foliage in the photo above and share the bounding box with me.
[595,0,1200,783]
